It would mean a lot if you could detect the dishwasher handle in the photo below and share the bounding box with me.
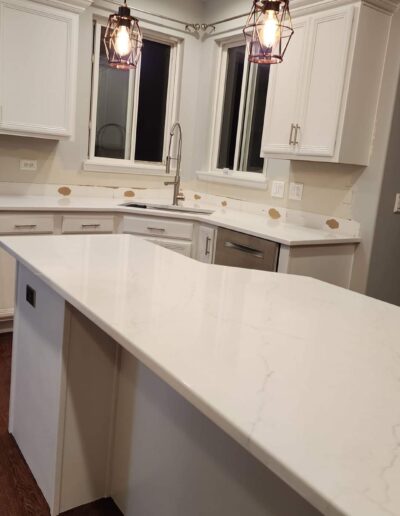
[224,241,264,259]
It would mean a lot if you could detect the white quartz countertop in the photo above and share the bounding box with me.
[0,195,360,246]
[1,234,398,516]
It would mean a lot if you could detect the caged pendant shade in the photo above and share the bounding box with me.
[243,0,294,65]
[104,2,143,70]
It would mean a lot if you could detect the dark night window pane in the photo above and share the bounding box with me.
[245,64,270,172]
[135,39,171,163]
[217,46,245,170]
[95,27,131,159]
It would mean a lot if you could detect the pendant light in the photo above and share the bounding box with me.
[104,2,143,70]
[243,1,294,65]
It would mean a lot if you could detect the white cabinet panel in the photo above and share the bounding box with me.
[0,0,78,139]
[146,237,192,257]
[196,225,216,264]
[123,216,193,240]
[61,215,115,234]
[0,214,54,234]
[9,264,66,510]
[0,246,15,322]
[297,8,353,157]
[262,17,309,155]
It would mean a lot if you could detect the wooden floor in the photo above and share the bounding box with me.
[0,332,122,516]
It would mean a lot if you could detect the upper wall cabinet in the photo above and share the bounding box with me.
[0,0,78,139]
[262,2,390,166]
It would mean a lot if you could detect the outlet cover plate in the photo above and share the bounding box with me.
[20,160,37,171]
[289,182,304,201]
[271,181,285,199]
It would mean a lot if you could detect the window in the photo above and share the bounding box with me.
[213,40,270,176]
[87,22,180,173]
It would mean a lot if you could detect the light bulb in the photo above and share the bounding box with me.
[260,10,279,48]
[114,25,132,57]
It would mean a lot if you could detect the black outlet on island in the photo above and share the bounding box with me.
[26,285,36,308]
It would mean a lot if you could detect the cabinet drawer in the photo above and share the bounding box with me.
[61,215,114,234]
[0,214,54,234]
[123,216,193,240]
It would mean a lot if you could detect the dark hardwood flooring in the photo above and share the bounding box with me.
[0,332,122,516]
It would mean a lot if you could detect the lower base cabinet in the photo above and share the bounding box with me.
[10,264,321,516]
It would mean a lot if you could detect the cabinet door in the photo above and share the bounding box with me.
[296,7,353,157]
[196,226,216,264]
[0,247,15,322]
[261,17,309,155]
[0,0,78,138]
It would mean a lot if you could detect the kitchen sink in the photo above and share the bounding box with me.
[120,202,214,215]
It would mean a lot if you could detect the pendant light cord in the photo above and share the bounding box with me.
[105,0,248,34]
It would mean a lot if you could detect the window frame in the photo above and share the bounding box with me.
[197,34,268,190]
[84,19,182,175]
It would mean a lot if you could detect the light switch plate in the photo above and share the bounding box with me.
[394,193,400,213]
[20,159,37,171]
[271,181,285,199]
[289,182,304,201]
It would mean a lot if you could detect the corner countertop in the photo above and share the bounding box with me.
[1,234,398,516]
[0,195,360,247]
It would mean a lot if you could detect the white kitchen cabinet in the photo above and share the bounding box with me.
[261,16,309,156]
[122,216,194,241]
[0,213,55,331]
[0,247,15,332]
[61,215,115,234]
[196,225,216,264]
[262,2,390,165]
[0,0,78,139]
[146,237,192,257]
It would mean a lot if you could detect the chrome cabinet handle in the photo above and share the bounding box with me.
[289,123,295,145]
[81,224,101,229]
[14,224,37,229]
[205,236,211,256]
[147,227,166,233]
[224,241,264,259]
[294,124,300,145]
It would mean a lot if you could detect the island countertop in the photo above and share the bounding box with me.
[1,234,398,516]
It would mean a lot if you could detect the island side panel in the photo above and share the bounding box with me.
[59,304,119,513]
[110,348,322,516]
[9,263,66,514]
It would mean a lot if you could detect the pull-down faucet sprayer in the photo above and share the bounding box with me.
[164,122,185,206]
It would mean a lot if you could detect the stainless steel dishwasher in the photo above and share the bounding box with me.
[214,228,280,272]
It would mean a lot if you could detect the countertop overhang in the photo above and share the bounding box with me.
[0,195,360,247]
[0,234,398,516]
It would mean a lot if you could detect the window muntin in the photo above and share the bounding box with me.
[216,41,270,174]
[90,22,178,168]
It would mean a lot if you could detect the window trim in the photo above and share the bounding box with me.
[85,19,182,176]
[197,33,268,190]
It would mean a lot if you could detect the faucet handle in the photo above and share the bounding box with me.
[177,191,185,202]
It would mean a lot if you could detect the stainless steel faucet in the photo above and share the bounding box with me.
[164,122,185,206]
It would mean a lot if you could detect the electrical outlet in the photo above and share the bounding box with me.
[271,181,285,199]
[394,193,400,213]
[20,159,37,171]
[289,182,304,201]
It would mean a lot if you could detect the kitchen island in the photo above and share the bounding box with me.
[0,234,399,516]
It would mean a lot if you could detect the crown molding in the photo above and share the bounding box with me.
[290,0,400,14]
[29,0,94,13]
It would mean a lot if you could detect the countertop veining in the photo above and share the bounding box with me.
[1,233,398,516]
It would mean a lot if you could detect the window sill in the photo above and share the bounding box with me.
[83,159,169,176]
[196,170,268,190]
